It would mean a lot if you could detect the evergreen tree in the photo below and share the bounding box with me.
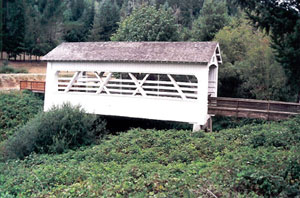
[24,0,38,56]
[62,0,90,42]
[191,0,229,41]
[3,0,25,58]
[26,0,64,55]
[70,0,84,21]
[111,5,179,41]
[89,0,120,41]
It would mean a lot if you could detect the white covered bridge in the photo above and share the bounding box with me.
[42,42,222,130]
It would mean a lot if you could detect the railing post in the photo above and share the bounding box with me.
[267,100,270,121]
[236,101,239,118]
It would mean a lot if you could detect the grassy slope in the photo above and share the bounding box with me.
[1,119,299,197]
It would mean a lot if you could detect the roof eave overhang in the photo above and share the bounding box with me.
[43,60,209,65]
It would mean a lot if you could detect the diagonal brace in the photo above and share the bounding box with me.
[129,73,149,97]
[96,72,112,94]
[131,74,150,96]
[94,72,111,94]
[167,74,186,100]
[64,71,81,93]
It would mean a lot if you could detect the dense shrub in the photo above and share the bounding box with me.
[3,103,106,159]
[0,90,43,142]
[0,116,299,197]
[212,115,267,131]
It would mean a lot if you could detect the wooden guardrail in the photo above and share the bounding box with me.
[208,97,300,121]
[20,81,45,93]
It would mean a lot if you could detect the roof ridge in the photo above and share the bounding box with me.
[43,42,220,64]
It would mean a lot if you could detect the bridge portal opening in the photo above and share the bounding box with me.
[208,65,217,97]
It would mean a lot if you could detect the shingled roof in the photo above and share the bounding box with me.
[42,42,219,64]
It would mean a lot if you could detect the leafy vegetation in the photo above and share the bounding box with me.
[0,90,43,142]
[0,89,299,197]
[89,0,120,41]
[1,116,299,197]
[214,17,290,101]
[2,103,107,159]
[232,0,300,97]
[111,5,179,41]
[191,0,229,41]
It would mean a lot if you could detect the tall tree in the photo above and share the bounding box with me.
[119,0,205,28]
[215,17,290,101]
[62,0,94,42]
[70,0,85,21]
[232,0,300,98]
[111,5,179,41]
[89,0,120,41]
[191,0,230,41]
[3,0,25,58]
[24,0,65,56]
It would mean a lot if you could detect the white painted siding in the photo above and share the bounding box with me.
[44,61,214,125]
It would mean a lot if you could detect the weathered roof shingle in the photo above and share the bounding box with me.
[42,42,219,64]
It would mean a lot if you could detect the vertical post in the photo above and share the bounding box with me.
[209,117,213,132]
[236,101,239,118]
[267,100,270,121]
[44,62,59,111]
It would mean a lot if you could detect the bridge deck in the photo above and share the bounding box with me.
[208,97,300,121]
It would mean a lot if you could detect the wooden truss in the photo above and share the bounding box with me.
[58,71,198,100]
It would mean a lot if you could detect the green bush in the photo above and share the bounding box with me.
[0,65,28,74]
[0,90,43,142]
[3,103,106,159]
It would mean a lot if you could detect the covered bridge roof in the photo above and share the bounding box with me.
[42,42,220,64]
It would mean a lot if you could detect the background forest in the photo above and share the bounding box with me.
[1,0,300,101]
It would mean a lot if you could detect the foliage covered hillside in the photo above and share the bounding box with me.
[0,91,43,142]
[1,117,299,197]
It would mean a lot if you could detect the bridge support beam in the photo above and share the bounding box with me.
[192,116,213,132]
